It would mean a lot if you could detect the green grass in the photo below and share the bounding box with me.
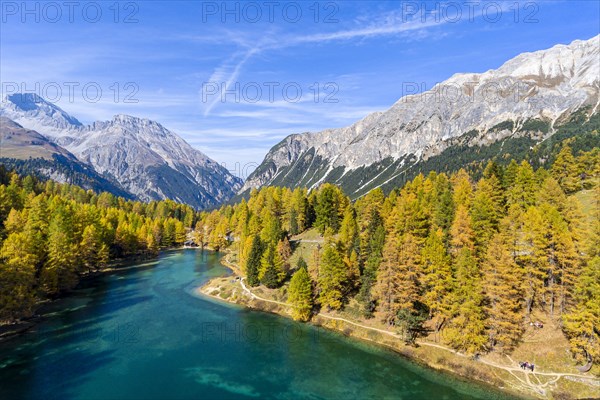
[288,228,323,269]
[573,178,599,224]
[291,228,323,241]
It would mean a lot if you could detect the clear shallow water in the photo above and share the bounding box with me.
[0,250,520,400]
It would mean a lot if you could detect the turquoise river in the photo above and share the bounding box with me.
[0,249,522,399]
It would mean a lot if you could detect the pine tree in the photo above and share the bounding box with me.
[503,160,519,190]
[146,233,159,256]
[537,177,568,213]
[211,219,228,251]
[314,184,346,234]
[4,208,25,235]
[174,220,187,245]
[23,195,49,269]
[162,219,176,247]
[260,210,282,245]
[296,256,308,270]
[357,211,385,317]
[287,266,313,321]
[431,173,455,235]
[389,192,430,243]
[246,235,263,287]
[259,244,285,288]
[395,234,421,312]
[289,208,299,236]
[483,160,504,183]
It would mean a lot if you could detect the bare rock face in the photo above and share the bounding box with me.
[0,117,133,197]
[241,35,600,197]
[1,94,242,209]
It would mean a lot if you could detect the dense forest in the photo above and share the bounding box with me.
[194,144,600,360]
[0,166,197,323]
[1,142,598,363]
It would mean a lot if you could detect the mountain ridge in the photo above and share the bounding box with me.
[240,35,600,197]
[0,95,242,209]
[0,117,133,197]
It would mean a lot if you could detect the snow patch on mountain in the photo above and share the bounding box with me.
[0,95,242,208]
[241,35,600,194]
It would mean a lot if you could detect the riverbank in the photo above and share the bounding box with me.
[197,258,600,400]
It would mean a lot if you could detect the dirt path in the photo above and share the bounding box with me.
[238,277,599,396]
[240,278,288,306]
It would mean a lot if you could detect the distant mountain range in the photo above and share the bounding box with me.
[0,94,242,208]
[0,117,133,197]
[240,35,600,198]
[2,36,598,207]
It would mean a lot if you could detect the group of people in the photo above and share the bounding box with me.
[518,361,535,371]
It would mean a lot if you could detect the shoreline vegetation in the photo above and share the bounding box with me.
[0,166,199,333]
[1,142,599,399]
[191,146,600,400]
[0,248,183,340]
[198,251,600,400]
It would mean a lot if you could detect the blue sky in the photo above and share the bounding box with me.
[1,1,598,178]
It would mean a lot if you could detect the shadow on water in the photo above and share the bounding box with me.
[0,345,117,400]
[37,289,154,327]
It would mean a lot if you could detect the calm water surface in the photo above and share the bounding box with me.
[0,250,520,400]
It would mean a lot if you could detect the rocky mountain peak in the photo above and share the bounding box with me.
[1,93,83,131]
[0,95,242,209]
[240,35,600,197]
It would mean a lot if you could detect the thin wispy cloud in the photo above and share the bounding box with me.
[198,8,453,116]
[201,47,260,116]
[2,0,596,173]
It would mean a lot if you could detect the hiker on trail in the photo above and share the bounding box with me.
[519,361,527,370]
[519,362,535,372]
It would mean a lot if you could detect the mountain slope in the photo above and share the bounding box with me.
[0,94,242,208]
[0,117,132,197]
[241,35,600,198]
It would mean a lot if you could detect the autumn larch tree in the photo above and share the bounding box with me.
[317,243,347,310]
[421,227,452,332]
[288,266,313,322]
[483,233,524,351]
[444,248,487,355]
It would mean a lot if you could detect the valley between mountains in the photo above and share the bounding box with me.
[1,35,599,400]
